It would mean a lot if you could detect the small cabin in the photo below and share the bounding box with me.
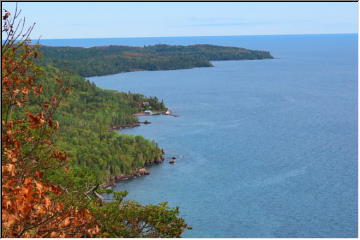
[144,110,153,115]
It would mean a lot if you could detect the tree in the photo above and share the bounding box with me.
[2,7,99,237]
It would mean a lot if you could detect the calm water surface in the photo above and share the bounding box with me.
[88,35,357,237]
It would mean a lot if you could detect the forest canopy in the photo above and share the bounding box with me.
[38,44,274,77]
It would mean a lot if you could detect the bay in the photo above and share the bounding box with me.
[85,34,357,237]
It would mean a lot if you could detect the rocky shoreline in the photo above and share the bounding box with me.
[103,110,178,189]
[100,153,165,189]
[109,120,151,131]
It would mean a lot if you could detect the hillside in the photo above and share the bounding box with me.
[35,66,167,182]
[2,38,189,238]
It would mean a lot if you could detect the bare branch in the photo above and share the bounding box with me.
[2,4,35,55]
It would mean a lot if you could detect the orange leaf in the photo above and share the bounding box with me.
[21,87,29,95]
[44,197,51,208]
[5,164,15,176]
[62,217,71,227]
[24,177,33,185]
[12,89,20,96]
[34,180,44,194]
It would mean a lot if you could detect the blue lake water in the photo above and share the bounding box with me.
[84,34,358,237]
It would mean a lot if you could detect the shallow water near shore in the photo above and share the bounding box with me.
[87,34,357,237]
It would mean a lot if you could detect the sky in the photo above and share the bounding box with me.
[2,2,358,39]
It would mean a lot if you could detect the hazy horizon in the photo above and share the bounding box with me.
[2,2,357,39]
[34,32,357,41]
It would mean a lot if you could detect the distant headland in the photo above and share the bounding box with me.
[38,44,273,77]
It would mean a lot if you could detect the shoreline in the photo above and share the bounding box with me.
[109,110,179,131]
[102,110,178,188]
[100,151,165,189]
[109,121,150,131]
[134,110,179,117]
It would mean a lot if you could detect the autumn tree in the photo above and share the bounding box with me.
[1,7,100,237]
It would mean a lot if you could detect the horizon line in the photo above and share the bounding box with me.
[35,32,357,41]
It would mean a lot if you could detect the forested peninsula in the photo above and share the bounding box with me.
[38,44,274,77]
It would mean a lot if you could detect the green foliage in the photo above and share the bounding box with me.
[37,44,273,77]
[27,66,190,236]
[91,197,191,238]
[28,66,166,182]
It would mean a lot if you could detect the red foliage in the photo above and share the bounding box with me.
[1,9,100,238]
